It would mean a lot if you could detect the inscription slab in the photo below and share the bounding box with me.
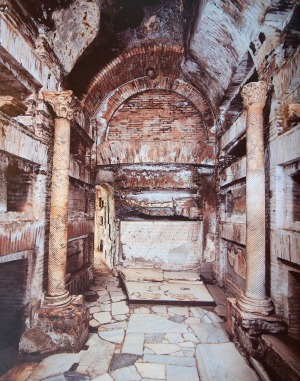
[120,221,202,269]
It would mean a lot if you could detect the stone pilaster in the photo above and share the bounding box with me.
[237,81,273,315]
[43,90,75,306]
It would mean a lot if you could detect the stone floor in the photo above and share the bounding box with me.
[119,268,214,303]
[0,264,259,381]
[120,269,215,305]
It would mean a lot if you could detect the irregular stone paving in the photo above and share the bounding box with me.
[1,266,259,381]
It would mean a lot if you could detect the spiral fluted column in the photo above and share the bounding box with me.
[43,90,75,306]
[237,81,273,316]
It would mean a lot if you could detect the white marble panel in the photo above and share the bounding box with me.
[120,221,202,269]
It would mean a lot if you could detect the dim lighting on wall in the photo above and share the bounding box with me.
[146,67,156,79]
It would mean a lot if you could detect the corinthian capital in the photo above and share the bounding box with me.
[241,81,268,109]
[42,90,76,120]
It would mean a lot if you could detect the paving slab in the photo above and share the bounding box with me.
[110,365,142,381]
[134,307,151,314]
[163,271,200,281]
[123,280,214,303]
[166,365,199,381]
[151,306,167,314]
[114,314,128,321]
[100,321,127,330]
[64,372,90,381]
[144,333,165,344]
[110,292,127,303]
[144,343,181,355]
[164,333,184,343]
[168,307,189,316]
[90,306,101,314]
[190,322,229,343]
[196,342,259,381]
[143,348,155,354]
[120,268,164,282]
[143,354,196,367]
[127,314,188,334]
[122,333,144,355]
[179,341,195,348]
[112,301,129,315]
[98,329,125,344]
[100,304,111,312]
[190,308,223,323]
[109,354,140,372]
[26,353,80,381]
[182,348,195,357]
[77,336,115,379]
[183,333,198,342]
[89,319,100,328]
[135,363,165,380]
[168,315,185,323]
[92,374,114,381]
[93,312,112,324]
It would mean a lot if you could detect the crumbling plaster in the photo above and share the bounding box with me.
[46,0,101,74]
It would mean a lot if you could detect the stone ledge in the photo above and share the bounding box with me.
[227,298,286,336]
[19,296,89,355]
[0,96,27,117]
[261,335,300,381]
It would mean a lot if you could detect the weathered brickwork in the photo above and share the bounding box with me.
[98,89,215,165]
[108,90,207,142]
[0,1,299,376]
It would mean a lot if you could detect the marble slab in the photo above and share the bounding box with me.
[143,354,196,367]
[163,270,200,281]
[120,268,164,282]
[135,363,165,380]
[120,221,201,269]
[110,365,141,381]
[166,364,199,381]
[122,332,144,355]
[123,280,214,304]
[195,342,259,381]
[127,314,188,334]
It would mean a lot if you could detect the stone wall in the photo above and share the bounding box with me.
[218,11,300,343]
[95,163,217,280]
[98,89,214,165]
[0,2,95,349]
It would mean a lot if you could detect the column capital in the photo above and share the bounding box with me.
[241,81,268,109]
[42,90,76,120]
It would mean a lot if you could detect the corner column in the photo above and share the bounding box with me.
[237,81,273,315]
[19,91,90,355]
[43,90,74,306]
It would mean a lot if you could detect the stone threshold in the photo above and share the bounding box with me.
[119,268,215,305]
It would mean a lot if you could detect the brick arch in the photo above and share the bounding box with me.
[95,76,215,142]
[96,78,216,166]
[82,45,185,115]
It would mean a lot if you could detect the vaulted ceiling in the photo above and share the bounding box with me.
[18,0,299,118]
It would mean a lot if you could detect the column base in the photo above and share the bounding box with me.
[44,290,72,307]
[19,295,89,355]
[237,293,274,316]
[227,298,286,358]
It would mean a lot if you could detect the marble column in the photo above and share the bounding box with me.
[237,81,273,315]
[0,155,8,212]
[43,90,75,306]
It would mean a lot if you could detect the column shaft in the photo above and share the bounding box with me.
[245,104,266,300]
[47,117,71,300]
[237,81,273,315]
[43,90,75,306]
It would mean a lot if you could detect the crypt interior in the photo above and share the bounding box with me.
[0,0,300,380]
